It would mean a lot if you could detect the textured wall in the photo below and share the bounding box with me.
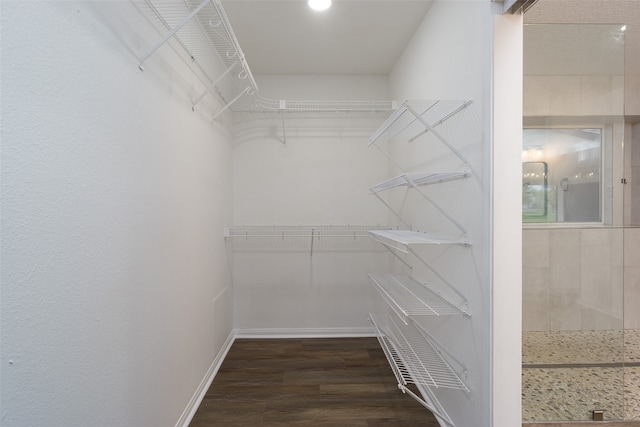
[1,1,233,425]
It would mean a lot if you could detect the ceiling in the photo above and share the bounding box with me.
[220,0,433,75]
[219,0,640,77]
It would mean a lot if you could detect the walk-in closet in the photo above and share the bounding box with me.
[1,1,523,426]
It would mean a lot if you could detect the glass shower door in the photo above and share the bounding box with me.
[522,22,631,423]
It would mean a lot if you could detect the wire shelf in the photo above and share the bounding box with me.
[140,0,258,116]
[368,100,472,147]
[369,273,470,321]
[368,230,468,253]
[244,97,397,114]
[369,313,468,391]
[225,225,391,253]
[368,170,469,194]
[140,0,398,118]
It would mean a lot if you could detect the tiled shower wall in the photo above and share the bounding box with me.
[523,227,640,331]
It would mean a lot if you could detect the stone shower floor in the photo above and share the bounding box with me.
[523,330,640,422]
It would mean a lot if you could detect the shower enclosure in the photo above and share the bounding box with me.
[522,23,639,422]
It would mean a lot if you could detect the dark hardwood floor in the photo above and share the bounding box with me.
[190,337,440,426]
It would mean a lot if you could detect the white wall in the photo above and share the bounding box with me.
[388,2,522,427]
[230,75,392,333]
[1,2,233,426]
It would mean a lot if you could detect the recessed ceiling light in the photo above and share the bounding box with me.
[621,25,627,32]
[308,0,331,12]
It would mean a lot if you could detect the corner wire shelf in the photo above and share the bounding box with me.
[139,0,397,120]
[368,313,467,427]
[369,273,470,324]
[224,225,391,256]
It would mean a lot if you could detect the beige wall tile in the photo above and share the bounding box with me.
[625,228,640,267]
[549,288,582,330]
[624,266,640,329]
[549,242,581,289]
[581,244,612,311]
[626,74,640,116]
[581,228,611,246]
[549,76,582,116]
[523,288,550,331]
[581,307,623,330]
[524,75,551,116]
[580,75,618,116]
[549,229,581,246]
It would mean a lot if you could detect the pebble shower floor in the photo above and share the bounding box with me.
[522,329,640,422]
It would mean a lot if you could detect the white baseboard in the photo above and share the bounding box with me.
[233,327,376,339]
[176,326,376,427]
[175,331,236,427]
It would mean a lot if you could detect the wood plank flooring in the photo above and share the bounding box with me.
[189,337,440,427]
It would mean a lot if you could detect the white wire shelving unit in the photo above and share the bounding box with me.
[367,100,473,242]
[366,99,475,427]
[368,273,470,324]
[140,0,258,120]
[224,225,391,255]
[139,0,397,120]
[369,313,467,427]
[368,100,473,153]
